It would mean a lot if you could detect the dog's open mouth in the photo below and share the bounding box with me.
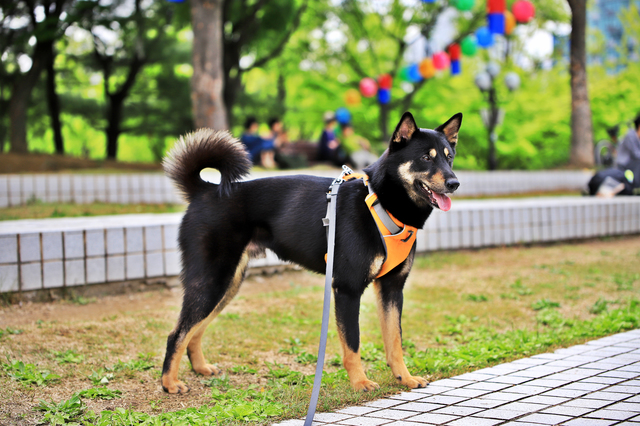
[417,181,452,212]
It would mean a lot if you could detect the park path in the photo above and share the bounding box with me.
[275,329,640,426]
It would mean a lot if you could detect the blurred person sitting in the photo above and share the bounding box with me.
[268,117,306,169]
[240,116,276,169]
[340,124,378,170]
[616,113,640,188]
[317,112,347,166]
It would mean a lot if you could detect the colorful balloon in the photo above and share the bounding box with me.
[487,0,506,13]
[451,60,461,76]
[399,66,411,82]
[335,107,351,125]
[512,0,535,23]
[448,43,461,61]
[345,88,361,106]
[378,88,391,104]
[488,13,505,34]
[454,0,474,11]
[359,77,378,97]
[476,26,494,48]
[407,64,423,83]
[505,10,516,35]
[461,35,478,56]
[433,52,450,70]
[418,58,436,79]
[378,73,393,90]
[420,0,436,3]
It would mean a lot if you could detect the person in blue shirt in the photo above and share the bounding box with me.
[240,117,276,168]
[317,112,347,166]
[617,114,640,189]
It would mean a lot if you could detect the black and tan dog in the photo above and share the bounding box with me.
[161,111,462,393]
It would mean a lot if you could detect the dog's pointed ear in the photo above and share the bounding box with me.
[391,112,418,147]
[436,113,463,148]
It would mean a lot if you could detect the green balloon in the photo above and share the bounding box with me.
[455,0,474,11]
[399,66,411,82]
[461,35,477,56]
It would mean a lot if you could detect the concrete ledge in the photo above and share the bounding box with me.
[1,196,639,294]
[0,170,593,207]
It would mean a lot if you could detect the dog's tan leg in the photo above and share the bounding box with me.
[339,337,380,391]
[374,280,427,389]
[162,251,249,393]
[334,287,379,391]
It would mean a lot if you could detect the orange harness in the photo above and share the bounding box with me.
[332,172,418,278]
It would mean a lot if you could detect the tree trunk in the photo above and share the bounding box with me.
[567,0,594,167]
[105,94,123,159]
[191,0,228,130]
[46,45,64,154]
[8,43,51,153]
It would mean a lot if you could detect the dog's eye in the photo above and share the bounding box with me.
[447,154,453,160]
[421,154,431,162]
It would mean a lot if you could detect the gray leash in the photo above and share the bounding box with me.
[304,166,351,426]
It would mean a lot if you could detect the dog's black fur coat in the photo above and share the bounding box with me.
[161,112,462,393]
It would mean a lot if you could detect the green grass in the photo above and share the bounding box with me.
[0,201,185,221]
[1,236,639,424]
[2,359,60,387]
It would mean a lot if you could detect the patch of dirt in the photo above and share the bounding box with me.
[0,152,161,174]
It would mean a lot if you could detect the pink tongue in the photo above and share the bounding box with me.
[432,192,452,212]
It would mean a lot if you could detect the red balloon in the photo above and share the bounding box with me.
[432,52,450,70]
[377,73,393,90]
[512,0,535,23]
[448,43,461,61]
[488,0,506,13]
[359,77,378,97]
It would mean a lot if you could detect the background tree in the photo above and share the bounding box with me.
[1,0,69,153]
[567,0,594,167]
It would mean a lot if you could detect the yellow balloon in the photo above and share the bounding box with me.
[505,10,516,35]
[345,88,361,106]
[419,58,436,79]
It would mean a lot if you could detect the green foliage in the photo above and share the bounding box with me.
[466,294,489,302]
[589,298,610,315]
[2,359,60,387]
[35,394,87,426]
[76,387,123,400]
[0,327,22,339]
[113,353,155,372]
[531,298,561,311]
[88,369,114,386]
[53,350,84,364]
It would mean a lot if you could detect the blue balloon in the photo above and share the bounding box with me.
[488,13,505,35]
[451,60,461,76]
[476,27,494,48]
[335,107,351,125]
[420,0,436,2]
[407,64,423,83]
[378,88,391,104]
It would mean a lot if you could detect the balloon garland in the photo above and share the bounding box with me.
[343,0,535,110]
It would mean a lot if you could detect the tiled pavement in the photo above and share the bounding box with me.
[276,329,640,426]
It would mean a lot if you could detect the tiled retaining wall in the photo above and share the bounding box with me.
[0,170,593,207]
[1,196,639,294]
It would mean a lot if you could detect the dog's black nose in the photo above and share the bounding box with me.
[445,178,460,192]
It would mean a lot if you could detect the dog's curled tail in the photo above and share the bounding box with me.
[163,129,251,201]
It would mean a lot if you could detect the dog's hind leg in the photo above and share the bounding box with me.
[161,250,249,394]
[334,286,380,392]
[373,260,428,389]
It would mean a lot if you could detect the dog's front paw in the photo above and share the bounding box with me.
[399,375,428,389]
[352,379,380,392]
[162,378,190,394]
[193,363,221,377]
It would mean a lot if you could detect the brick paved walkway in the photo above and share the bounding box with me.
[276,329,640,426]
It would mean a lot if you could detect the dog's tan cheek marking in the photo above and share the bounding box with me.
[444,148,449,157]
[398,162,414,187]
[187,250,249,374]
[429,149,436,158]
